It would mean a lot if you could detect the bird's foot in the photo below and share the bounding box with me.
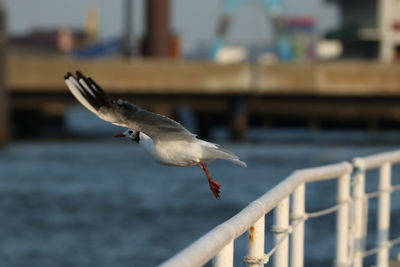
[199,161,221,200]
[208,177,221,200]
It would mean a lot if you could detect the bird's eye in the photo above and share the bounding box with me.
[128,130,133,135]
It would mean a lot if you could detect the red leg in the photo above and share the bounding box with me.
[199,161,220,199]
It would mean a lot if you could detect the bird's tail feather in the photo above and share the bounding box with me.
[200,141,247,167]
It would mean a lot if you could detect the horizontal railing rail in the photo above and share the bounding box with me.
[160,150,400,267]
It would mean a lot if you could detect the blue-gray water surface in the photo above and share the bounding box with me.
[2,109,400,266]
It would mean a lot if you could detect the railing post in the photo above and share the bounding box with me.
[273,196,290,267]
[291,183,305,267]
[376,162,391,267]
[335,173,351,267]
[246,216,265,267]
[352,158,367,267]
[214,240,234,267]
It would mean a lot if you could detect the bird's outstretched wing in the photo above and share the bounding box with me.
[64,71,196,142]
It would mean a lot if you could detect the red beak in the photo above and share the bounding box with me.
[114,133,125,138]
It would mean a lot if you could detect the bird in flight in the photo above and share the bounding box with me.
[64,71,246,199]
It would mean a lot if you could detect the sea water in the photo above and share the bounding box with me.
[1,108,400,266]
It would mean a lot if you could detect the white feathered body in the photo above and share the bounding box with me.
[138,132,246,167]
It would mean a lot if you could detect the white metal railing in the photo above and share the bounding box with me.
[160,150,400,267]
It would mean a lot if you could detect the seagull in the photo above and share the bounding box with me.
[64,71,246,199]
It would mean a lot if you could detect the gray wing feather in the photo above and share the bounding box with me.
[104,99,196,141]
[64,71,196,142]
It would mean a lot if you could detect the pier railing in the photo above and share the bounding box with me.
[160,150,400,267]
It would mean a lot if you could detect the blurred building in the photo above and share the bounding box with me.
[9,29,88,55]
[326,0,400,61]
[9,7,99,56]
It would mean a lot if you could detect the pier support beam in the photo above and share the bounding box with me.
[0,2,7,144]
[230,96,247,141]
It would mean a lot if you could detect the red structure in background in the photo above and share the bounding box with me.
[141,0,180,59]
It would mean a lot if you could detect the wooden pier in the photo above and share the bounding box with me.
[8,56,400,95]
[6,55,400,140]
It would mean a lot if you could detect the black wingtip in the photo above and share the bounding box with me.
[75,70,86,80]
[87,77,105,94]
[64,72,73,80]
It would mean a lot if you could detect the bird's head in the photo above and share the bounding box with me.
[114,129,140,143]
